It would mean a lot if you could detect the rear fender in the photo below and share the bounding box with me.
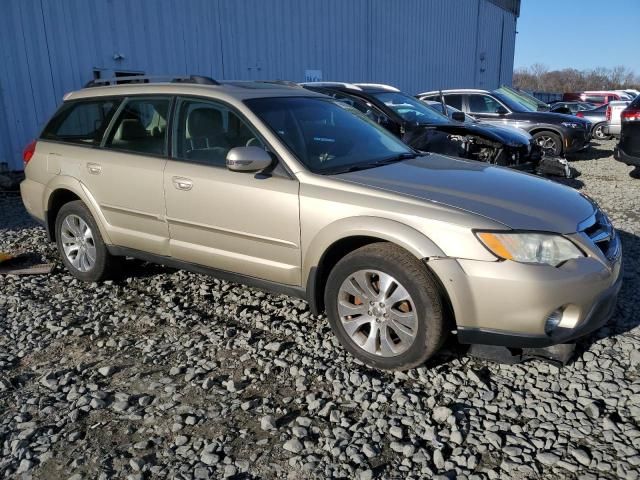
[44,176,113,244]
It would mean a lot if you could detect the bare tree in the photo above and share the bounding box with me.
[513,65,640,93]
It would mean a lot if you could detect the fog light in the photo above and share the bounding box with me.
[544,309,563,336]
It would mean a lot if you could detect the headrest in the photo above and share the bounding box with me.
[119,118,148,140]
[188,108,223,138]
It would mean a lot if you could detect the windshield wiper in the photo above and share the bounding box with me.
[369,152,418,166]
[322,152,418,175]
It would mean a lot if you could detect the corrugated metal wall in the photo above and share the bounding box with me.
[0,0,518,170]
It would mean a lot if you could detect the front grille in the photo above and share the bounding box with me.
[579,210,620,261]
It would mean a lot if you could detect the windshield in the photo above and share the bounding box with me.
[495,86,546,111]
[370,91,450,125]
[246,97,414,174]
[491,91,536,113]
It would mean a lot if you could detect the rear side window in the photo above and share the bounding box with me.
[104,97,171,156]
[41,99,119,145]
[330,93,391,125]
[444,94,464,110]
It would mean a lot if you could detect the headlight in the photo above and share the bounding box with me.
[476,232,584,266]
[561,122,582,129]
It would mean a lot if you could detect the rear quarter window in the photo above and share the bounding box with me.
[41,99,120,145]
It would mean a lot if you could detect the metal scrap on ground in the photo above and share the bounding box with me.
[0,252,54,275]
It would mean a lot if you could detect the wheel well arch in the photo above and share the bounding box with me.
[306,236,381,315]
[529,127,563,138]
[306,236,455,328]
[46,189,81,241]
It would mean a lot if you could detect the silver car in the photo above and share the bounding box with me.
[21,76,622,370]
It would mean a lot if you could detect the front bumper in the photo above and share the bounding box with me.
[564,128,591,153]
[614,144,640,167]
[428,242,623,348]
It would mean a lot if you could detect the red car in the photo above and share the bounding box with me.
[563,91,629,105]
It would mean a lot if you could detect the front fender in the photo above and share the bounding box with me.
[302,216,445,287]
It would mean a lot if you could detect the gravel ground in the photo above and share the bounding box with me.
[1,139,639,480]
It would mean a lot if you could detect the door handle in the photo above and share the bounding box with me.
[87,163,102,175]
[172,176,193,191]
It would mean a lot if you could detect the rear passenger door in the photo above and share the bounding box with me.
[163,97,301,285]
[81,96,172,255]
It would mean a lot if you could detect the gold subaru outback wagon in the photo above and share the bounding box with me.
[20,76,622,370]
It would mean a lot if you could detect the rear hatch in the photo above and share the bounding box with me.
[619,100,640,157]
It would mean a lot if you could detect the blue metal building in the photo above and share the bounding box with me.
[0,0,520,171]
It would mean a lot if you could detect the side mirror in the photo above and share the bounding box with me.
[451,111,466,122]
[496,106,509,115]
[226,146,272,172]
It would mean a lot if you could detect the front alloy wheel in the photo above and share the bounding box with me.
[338,269,417,357]
[592,123,607,140]
[325,243,446,370]
[533,131,563,156]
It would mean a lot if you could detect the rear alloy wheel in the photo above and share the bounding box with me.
[325,243,446,370]
[55,200,117,282]
[60,214,97,272]
[532,131,563,156]
[592,123,608,140]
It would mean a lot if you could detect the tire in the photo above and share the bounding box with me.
[592,123,607,140]
[55,200,117,282]
[532,131,563,156]
[324,242,446,370]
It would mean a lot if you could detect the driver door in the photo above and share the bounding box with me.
[163,97,301,285]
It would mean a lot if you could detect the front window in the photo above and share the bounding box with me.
[246,97,413,174]
[172,98,265,167]
[468,94,504,114]
[370,92,450,125]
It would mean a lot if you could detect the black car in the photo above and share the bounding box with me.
[300,82,541,171]
[417,89,592,156]
[615,96,640,174]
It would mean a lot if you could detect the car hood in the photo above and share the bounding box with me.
[416,122,531,147]
[337,155,595,233]
[465,121,532,143]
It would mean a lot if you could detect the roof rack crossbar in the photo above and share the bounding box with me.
[84,74,220,88]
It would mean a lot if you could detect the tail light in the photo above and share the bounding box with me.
[576,111,584,118]
[621,108,640,122]
[22,140,36,165]
[606,106,611,121]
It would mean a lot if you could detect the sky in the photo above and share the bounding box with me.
[514,0,640,74]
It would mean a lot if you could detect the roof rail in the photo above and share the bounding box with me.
[354,83,400,92]
[84,74,220,88]
[255,80,303,88]
[299,81,363,91]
